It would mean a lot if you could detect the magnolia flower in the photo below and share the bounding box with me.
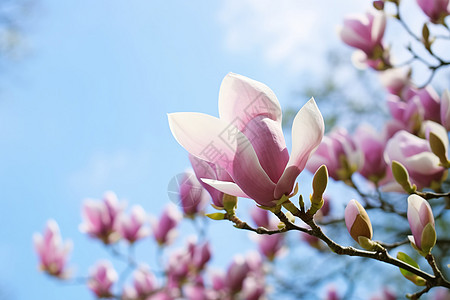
[152,203,182,246]
[33,219,72,278]
[250,206,270,228]
[242,276,266,300]
[88,261,118,298]
[339,11,386,56]
[306,128,362,181]
[379,67,412,98]
[407,195,436,255]
[257,234,284,261]
[353,124,387,182]
[130,265,158,299]
[117,205,150,243]
[345,199,373,248]
[226,255,250,293]
[339,11,389,69]
[440,90,450,131]
[384,130,445,190]
[413,86,441,122]
[178,170,209,216]
[416,0,450,23]
[168,73,324,207]
[79,191,124,244]
[386,95,423,132]
[191,241,212,271]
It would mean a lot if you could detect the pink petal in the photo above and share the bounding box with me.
[371,12,386,45]
[168,112,276,205]
[218,73,282,130]
[275,98,324,199]
[241,116,289,183]
[440,89,450,130]
[344,200,359,232]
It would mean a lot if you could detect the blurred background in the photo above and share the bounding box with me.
[1,0,448,299]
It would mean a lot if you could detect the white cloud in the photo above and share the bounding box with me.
[218,0,367,73]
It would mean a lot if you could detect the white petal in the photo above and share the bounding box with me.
[201,178,250,198]
[218,73,282,130]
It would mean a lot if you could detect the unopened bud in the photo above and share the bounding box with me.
[345,200,373,249]
[422,24,431,50]
[373,0,384,10]
[312,165,328,200]
[223,194,238,214]
[309,165,328,215]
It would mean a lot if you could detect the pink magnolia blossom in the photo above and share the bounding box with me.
[417,0,450,23]
[339,11,386,56]
[166,248,191,288]
[79,191,124,244]
[152,204,182,246]
[407,194,436,254]
[188,155,233,208]
[412,86,441,122]
[353,124,387,181]
[306,128,362,181]
[339,11,389,69]
[129,265,158,299]
[379,67,412,98]
[190,241,211,272]
[345,199,373,242]
[88,260,118,298]
[242,276,266,300]
[226,255,250,293]
[117,205,150,243]
[257,234,284,261]
[168,73,324,207]
[33,219,72,278]
[178,171,208,216]
[386,95,423,132]
[249,206,270,228]
[384,130,445,190]
[440,89,450,131]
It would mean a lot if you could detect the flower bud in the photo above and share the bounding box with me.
[33,219,72,278]
[226,256,250,293]
[152,204,182,246]
[117,205,150,244]
[87,261,118,298]
[407,195,436,255]
[373,0,385,10]
[345,200,373,249]
[385,128,447,191]
[416,0,450,24]
[178,171,209,217]
[79,191,125,244]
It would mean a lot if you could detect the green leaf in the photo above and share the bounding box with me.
[397,252,426,286]
[205,213,226,220]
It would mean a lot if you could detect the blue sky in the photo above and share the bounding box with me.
[0,0,373,299]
